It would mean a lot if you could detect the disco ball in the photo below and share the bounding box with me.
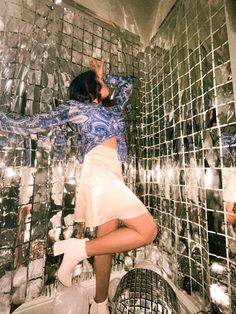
[111,268,180,314]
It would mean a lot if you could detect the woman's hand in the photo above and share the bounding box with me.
[89,58,104,80]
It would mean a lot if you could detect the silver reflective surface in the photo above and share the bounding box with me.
[0,0,236,313]
[139,0,236,312]
[0,0,141,311]
[112,268,180,314]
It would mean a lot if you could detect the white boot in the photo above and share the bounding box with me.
[90,297,110,314]
[53,238,89,287]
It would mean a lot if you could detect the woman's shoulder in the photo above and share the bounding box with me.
[64,99,84,107]
[66,99,99,108]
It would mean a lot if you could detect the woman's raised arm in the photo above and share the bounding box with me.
[89,58,133,111]
[105,75,133,111]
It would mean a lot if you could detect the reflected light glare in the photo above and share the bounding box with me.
[196,167,201,182]
[156,171,161,183]
[54,0,62,4]
[210,283,230,307]
[5,80,13,92]
[152,164,161,183]
[19,81,25,96]
[5,167,16,178]
[138,165,145,184]
[167,168,173,180]
[204,169,213,188]
[57,162,63,176]
[128,163,136,179]
[24,215,31,242]
[0,18,4,31]
[210,262,226,274]
[146,170,152,182]
[43,51,49,59]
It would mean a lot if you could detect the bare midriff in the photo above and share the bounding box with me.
[100,135,117,149]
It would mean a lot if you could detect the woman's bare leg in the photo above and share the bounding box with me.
[226,201,236,225]
[94,219,119,303]
[86,212,158,257]
[54,212,157,288]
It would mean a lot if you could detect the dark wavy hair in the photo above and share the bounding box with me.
[69,70,115,107]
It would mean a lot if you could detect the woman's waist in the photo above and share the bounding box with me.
[79,135,127,163]
[86,144,119,160]
[99,136,117,150]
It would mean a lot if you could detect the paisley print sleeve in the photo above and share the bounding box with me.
[105,75,133,111]
[0,103,81,135]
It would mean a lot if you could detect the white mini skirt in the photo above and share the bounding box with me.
[222,167,236,202]
[74,145,148,228]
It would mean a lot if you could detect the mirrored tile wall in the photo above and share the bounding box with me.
[139,0,236,312]
[0,0,141,310]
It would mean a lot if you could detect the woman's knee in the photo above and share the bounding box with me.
[121,212,158,244]
[131,213,158,244]
[144,220,158,244]
[141,212,158,243]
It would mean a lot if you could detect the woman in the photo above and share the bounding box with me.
[0,58,158,313]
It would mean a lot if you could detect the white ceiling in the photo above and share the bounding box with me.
[73,0,175,46]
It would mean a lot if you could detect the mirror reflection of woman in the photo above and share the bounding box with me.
[0,58,158,313]
[221,132,236,227]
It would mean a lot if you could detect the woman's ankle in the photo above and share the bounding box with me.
[94,296,108,303]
